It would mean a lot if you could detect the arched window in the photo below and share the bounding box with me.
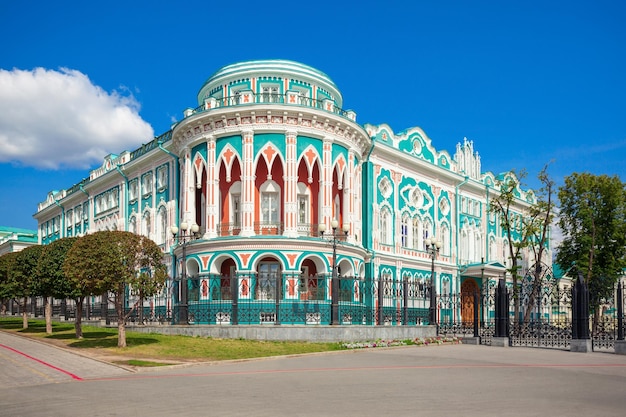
[401,213,410,247]
[297,182,310,235]
[129,215,137,234]
[442,277,450,295]
[142,211,151,238]
[230,181,242,227]
[260,180,280,225]
[157,206,167,244]
[380,207,392,245]
[441,223,450,256]
[474,231,482,262]
[461,229,469,263]
[259,180,281,234]
[423,218,433,249]
[412,217,422,249]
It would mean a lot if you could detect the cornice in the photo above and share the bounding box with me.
[172,105,371,159]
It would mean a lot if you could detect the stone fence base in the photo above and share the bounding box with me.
[570,339,593,352]
[124,324,437,343]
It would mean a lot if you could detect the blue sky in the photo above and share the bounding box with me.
[1,0,624,230]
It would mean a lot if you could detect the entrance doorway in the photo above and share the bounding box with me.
[461,278,479,325]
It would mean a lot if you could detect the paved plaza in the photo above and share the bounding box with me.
[1,331,626,416]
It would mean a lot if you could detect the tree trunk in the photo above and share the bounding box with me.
[118,321,126,348]
[22,297,28,329]
[512,275,520,323]
[45,297,52,334]
[74,298,84,339]
[117,290,127,348]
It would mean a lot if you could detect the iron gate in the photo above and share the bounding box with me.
[438,267,626,351]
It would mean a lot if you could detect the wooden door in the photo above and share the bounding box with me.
[461,279,479,325]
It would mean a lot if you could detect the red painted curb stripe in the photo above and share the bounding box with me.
[0,343,83,381]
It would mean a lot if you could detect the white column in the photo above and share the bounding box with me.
[205,135,218,238]
[241,129,255,237]
[283,130,298,237]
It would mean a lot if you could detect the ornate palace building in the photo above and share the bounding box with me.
[33,60,551,326]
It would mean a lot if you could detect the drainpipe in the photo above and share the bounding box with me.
[455,176,470,289]
[362,139,376,263]
[158,139,181,312]
[115,166,129,231]
[485,184,490,263]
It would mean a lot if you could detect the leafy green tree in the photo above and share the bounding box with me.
[63,232,116,338]
[557,173,626,326]
[35,237,78,334]
[8,245,44,329]
[64,231,167,346]
[0,252,19,315]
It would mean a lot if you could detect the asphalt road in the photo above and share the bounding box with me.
[1,331,626,417]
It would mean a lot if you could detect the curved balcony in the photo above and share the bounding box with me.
[183,92,356,122]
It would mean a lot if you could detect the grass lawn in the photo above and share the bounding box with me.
[0,317,344,366]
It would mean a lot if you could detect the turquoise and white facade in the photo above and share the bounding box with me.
[0,226,38,256]
[34,60,551,325]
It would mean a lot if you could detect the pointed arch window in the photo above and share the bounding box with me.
[230,182,242,227]
[129,215,137,234]
[441,223,450,256]
[157,206,167,244]
[380,207,392,245]
[297,182,310,235]
[412,217,422,249]
[401,213,410,247]
[142,211,151,238]
[423,218,433,250]
[260,180,280,224]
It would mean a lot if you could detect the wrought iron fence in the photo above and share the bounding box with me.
[167,273,430,326]
[5,271,623,349]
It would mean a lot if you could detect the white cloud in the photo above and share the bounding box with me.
[0,68,154,169]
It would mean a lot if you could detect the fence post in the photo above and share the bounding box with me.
[231,275,239,325]
[493,279,509,346]
[377,275,383,326]
[275,274,282,325]
[571,274,591,352]
[403,277,409,325]
[616,281,626,355]
[618,281,624,341]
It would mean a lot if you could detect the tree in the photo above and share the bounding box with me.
[489,166,556,322]
[522,165,556,322]
[0,252,19,315]
[8,245,44,329]
[488,170,532,321]
[556,173,626,327]
[64,231,167,346]
[35,237,78,334]
[63,233,113,338]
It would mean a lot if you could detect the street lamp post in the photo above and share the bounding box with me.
[171,221,200,324]
[425,238,442,327]
[319,219,349,325]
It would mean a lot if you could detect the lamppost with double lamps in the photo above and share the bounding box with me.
[425,238,442,327]
[319,219,349,325]
[171,222,200,324]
